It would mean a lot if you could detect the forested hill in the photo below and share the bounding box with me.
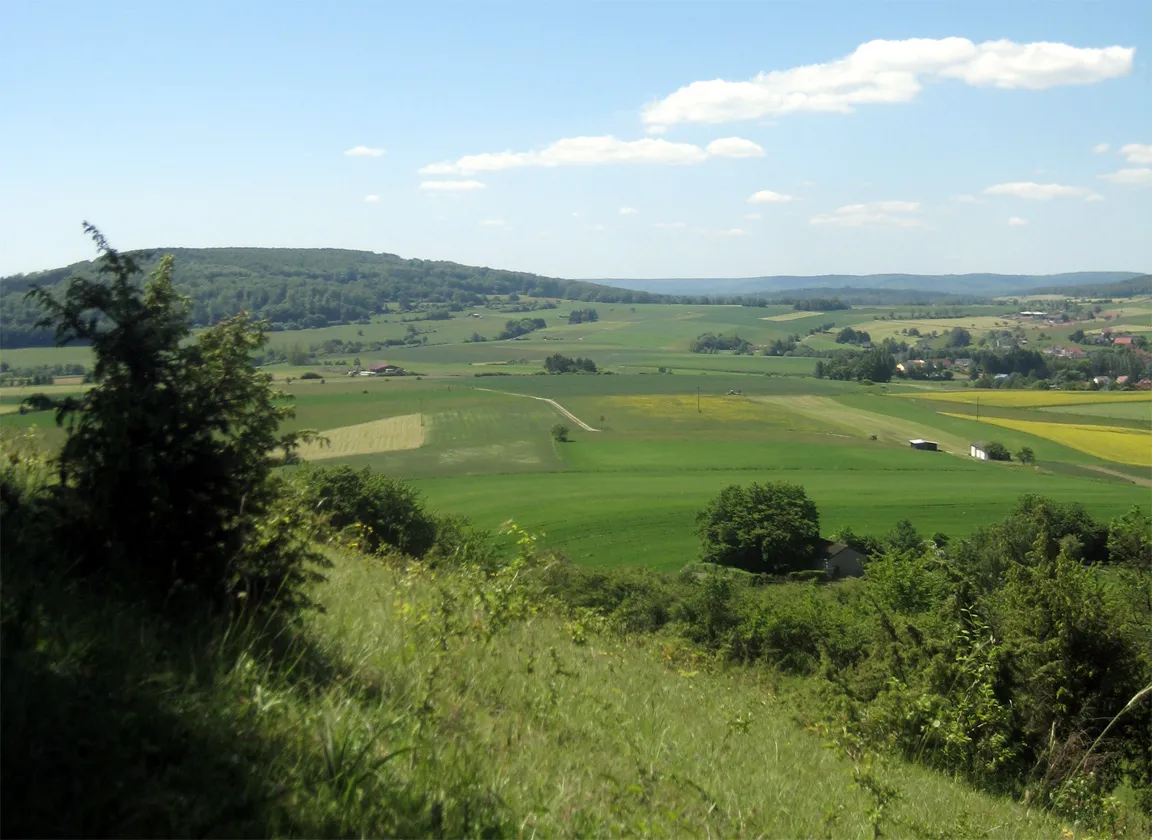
[1028,273,1152,298]
[0,248,661,347]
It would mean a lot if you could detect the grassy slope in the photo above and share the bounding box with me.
[3,545,1083,838]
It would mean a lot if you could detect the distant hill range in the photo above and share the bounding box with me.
[594,272,1146,298]
[1026,274,1151,298]
[1,247,1145,349]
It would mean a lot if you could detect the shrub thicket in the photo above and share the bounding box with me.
[14,226,323,609]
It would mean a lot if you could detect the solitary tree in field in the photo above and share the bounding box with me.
[551,423,570,443]
[695,481,820,574]
[1016,446,1036,465]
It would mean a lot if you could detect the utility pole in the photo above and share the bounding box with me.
[697,386,701,414]
[419,399,424,426]
[975,395,979,423]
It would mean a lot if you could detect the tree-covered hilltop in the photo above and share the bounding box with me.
[1028,273,1152,299]
[0,247,670,347]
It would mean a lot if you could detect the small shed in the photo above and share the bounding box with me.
[816,541,867,579]
[970,442,989,460]
[909,439,938,451]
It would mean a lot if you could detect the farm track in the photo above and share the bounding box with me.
[474,388,601,431]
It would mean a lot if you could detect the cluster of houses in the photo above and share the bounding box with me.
[896,358,973,374]
[1042,345,1088,359]
[346,363,406,377]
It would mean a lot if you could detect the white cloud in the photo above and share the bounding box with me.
[810,200,922,228]
[618,206,639,216]
[641,38,1133,129]
[718,228,749,237]
[421,134,766,174]
[1007,216,1029,226]
[747,189,795,204]
[344,145,386,157]
[653,221,687,229]
[589,224,607,232]
[418,162,460,175]
[419,179,487,191]
[744,213,763,220]
[1092,142,1111,154]
[983,181,1102,201]
[836,200,920,213]
[1098,167,1152,186]
[479,218,510,229]
[705,137,766,158]
[953,194,981,203]
[363,194,380,203]
[1119,143,1152,164]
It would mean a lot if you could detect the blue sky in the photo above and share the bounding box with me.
[2,1,1149,279]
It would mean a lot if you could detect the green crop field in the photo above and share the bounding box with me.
[250,365,1152,570]
[5,298,1150,573]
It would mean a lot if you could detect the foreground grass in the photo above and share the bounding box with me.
[4,546,1098,837]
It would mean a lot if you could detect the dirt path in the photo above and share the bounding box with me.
[474,388,601,431]
[1082,464,1152,488]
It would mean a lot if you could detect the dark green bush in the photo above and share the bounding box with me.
[295,464,437,558]
[22,227,321,610]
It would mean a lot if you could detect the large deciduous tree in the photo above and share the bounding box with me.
[695,481,820,574]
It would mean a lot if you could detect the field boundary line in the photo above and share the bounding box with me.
[474,388,601,431]
[1079,465,1152,488]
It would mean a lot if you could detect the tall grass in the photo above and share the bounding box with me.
[3,541,1091,837]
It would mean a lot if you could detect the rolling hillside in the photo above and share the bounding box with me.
[0,248,662,348]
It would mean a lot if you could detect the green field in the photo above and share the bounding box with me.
[5,299,1150,571]
[255,370,1152,569]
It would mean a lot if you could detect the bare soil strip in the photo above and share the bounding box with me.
[474,388,601,431]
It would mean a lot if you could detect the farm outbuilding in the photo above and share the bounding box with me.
[970,443,989,460]
[909,439,938,451]
[815,541,867,579]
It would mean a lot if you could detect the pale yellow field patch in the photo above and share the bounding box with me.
[759,310,824,322]
[864,316,1012,342]
[298,413,424,460]
[940,413,1152,467]
[900,390,1151,409]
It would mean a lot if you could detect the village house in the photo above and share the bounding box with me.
[1113,336,1134,347]
[970,442,989,460]
[909,439,938,451]
[1093,375,1112,387]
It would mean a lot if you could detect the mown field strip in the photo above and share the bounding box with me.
[940,413,1152,467]
[752,395,974,455]
[759,310,825,321]
[297,413,424,460]
[901,390,1152,408]
[473,388,600,431]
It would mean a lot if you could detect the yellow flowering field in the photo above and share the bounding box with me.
[940,413,1152,467]
[903,390,1151,409]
